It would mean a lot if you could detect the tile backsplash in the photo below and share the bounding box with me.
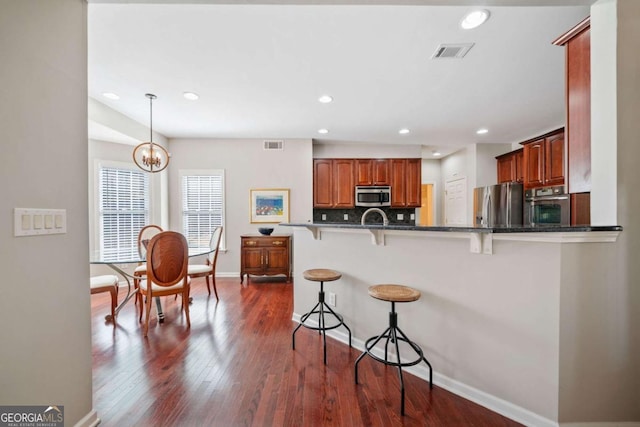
[313,207,416,225]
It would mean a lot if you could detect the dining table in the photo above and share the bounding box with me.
[90,246,214,323]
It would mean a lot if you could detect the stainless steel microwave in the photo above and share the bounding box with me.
[355,186,391,207]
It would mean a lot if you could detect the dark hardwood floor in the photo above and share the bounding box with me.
[92,277,522,427]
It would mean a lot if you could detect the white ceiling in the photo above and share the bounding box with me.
[87,2,591,157]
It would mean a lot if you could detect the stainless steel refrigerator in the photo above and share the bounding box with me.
[473,182,523,227]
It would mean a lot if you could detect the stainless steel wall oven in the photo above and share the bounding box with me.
[524,185,570,226]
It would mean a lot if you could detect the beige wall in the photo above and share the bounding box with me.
[0,1,95,426]
[557,0,640,423]
[167,138,313,275]
[290,228,563,425]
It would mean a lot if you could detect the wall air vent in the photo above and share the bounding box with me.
[263,140,284,150]
[431,43,474,59]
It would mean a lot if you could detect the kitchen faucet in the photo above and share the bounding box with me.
[361,207,389,226]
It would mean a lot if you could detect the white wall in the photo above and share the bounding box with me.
[590,0,618,225]
[475,143,513,188]
[167,138,313,276]
[0,1,95,426]
[313,142,421,158]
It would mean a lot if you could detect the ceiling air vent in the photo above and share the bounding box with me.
[431,43,474,59]
[263,140,284,150]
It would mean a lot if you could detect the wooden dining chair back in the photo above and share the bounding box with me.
[134,225,163,309]
[138,231,191,337]
[188,226,223,299]
[137,225,163,259]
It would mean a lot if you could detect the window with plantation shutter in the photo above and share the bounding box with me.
[181,170,225,250]
[99,165,149,262]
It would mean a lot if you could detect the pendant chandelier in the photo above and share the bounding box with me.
[133,93,169,173]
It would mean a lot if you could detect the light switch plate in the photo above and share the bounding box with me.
[14,208,67,237]
[397,213,404,220]
[343,214,349,220]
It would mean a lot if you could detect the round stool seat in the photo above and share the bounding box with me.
[303,268,341,282]
[368,284,420,303]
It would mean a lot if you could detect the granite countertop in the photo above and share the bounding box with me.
[281,222,623,233]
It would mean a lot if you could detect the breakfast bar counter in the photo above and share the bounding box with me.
[282,221,625,426]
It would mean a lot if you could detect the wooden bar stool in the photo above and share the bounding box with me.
[355,284,433,415]
[292,268,352,364]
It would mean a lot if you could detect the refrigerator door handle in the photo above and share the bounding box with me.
[483,190,491,226]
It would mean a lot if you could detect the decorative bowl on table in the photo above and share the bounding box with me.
[258,227,274,236]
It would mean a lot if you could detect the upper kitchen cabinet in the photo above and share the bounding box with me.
[355,159,390,186]
[553,16,591,194]
[390,158,421,207]
[496,148,524,184]
[522,128,565,189]
[313,159,355,208]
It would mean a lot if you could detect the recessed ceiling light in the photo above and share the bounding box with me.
[102,92,120,100]
[476,128,489,135]
[399,128,410,135]
[318,95,333,104]
[183,92,199,101]
[461,10,490,30]
[432,151,441,157]
[318,128,329,134]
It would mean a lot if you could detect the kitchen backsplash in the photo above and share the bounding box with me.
[313,207,416,225]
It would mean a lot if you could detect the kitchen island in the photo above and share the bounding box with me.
[282,222,624,426]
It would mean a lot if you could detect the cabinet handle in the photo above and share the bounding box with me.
[246,241,257,246]
[272,241,284,246]
[266,254,269,264]
[261,255,264,265]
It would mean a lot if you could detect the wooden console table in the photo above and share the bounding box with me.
[240,234,291,283]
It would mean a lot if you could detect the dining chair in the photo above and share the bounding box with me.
[90,275,119,324]
[187,226,223,300]
[138,231,191,337]
[133,225,163,309]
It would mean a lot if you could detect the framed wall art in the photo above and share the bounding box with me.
[250,188,290,223]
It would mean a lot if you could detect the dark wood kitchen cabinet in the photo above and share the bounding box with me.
[496,148,524,184]
[390,158,421,207]
[554,16,591,194]
[313,159,354,208]
[522,128,565,189]
[355,159,390,186]
[240,235,291,283]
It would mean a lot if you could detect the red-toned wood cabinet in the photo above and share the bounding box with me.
[313,159,355,208]
[522,129,565,189]
[496,148,524,184]
[240,235,291,283]
[355,159,390,186]
[554,17,591,194]
[390,158,421,207]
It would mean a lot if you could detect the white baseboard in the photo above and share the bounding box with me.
[292,312,557,427]
[561,424,640,427]
[74,409,100,427]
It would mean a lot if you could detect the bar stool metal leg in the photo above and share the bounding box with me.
[354,300,433,415]
[293,278,352,365]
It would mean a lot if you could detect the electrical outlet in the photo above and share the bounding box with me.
[410,213,415,220]
[397,213,404,220]
[343,214,349,220]
[328,292,336,307]
[321,214,327,221]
